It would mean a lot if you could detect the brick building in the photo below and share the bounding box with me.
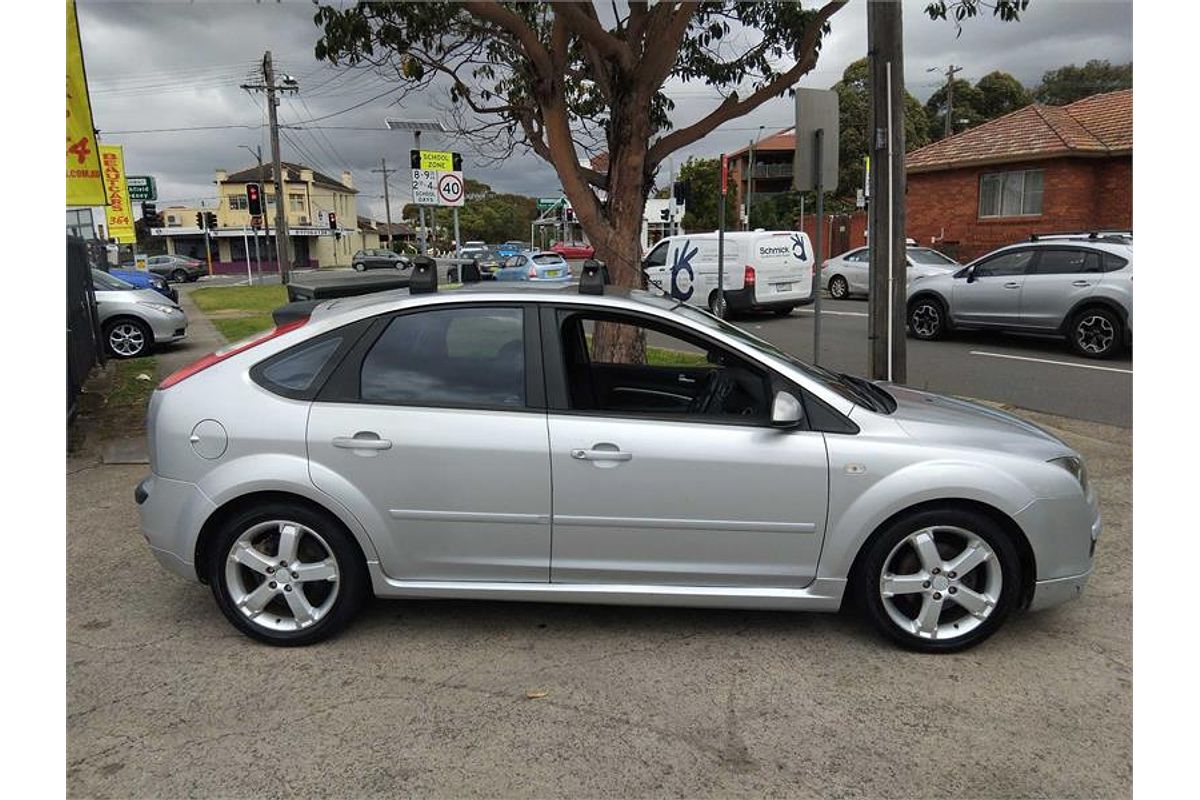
[905,89,1131,262]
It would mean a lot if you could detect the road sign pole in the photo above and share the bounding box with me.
[243,225,252,285]
[717,153,727,318]
[813,128,824,366]
[453,207,461,267]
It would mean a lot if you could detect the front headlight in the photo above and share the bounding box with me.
[1049,456,1090,494]
[138,301,178,315]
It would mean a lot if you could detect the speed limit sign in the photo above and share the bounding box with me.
[436,172,464,207]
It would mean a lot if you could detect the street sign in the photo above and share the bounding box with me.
[793,88,840,192]
[537,197,563,210]
[411,168,465,207]
[409,149,462,171]
[126,175,157,201]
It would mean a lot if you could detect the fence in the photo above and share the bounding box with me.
[67,236,103,420]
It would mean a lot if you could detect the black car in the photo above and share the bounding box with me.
[352,249,412,271]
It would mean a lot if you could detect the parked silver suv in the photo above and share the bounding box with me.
[906,235,1132,358]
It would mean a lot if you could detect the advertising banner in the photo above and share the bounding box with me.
[66,0,105,206]
[100,144,136,243]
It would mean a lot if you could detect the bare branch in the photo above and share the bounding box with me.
[551,0,635,71]
[461,1,554,79]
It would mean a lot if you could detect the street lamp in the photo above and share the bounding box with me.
[385,118,447,254]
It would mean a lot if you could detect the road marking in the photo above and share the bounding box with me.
[798,309,868,317]
[969,350,1132,375]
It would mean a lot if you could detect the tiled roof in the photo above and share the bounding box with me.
[222,161,357,193]
[729,128,796,159]
[907,89,1131,172]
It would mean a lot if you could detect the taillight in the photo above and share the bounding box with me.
[744,265,756,287]
[158,317,309,389]
[528,267,538,279]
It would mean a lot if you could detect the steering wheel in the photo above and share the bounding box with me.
[688,370,736,415]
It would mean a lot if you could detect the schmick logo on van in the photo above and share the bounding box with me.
[670,240,698,301]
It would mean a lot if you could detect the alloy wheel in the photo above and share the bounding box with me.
[224,520,341,633]
[910,302,941,338]
[1075,314,1115,355]
[108,322,147,357]
[830,276,848,299]
[878,525,1002,641]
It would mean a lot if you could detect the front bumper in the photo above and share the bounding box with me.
[148,310,188,344]
[1029,569,1093,611]
[1016,492,1102,611]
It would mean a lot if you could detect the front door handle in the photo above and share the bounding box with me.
[571,448,633,462]
[1071,280,1093,287]
[1003,282,1021,289]
[678,374,696,384]
[333,432,392,450]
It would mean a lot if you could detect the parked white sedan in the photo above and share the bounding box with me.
[822,246,961,299]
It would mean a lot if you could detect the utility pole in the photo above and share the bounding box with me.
[241,51,297,283]
[746,138,755,231]
[867,0,907,384]
[929,64,963,138]
[372,158,396,251]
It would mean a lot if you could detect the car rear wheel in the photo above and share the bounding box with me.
[170,268,188,283]
[353,262,365,272]
[828,275,849,299]
[773,306,795,317]
[208,501,368,646]
[103,318,151,359]
[707,290,729,318]
[908,297,947,340]
[855,507,1021,653]
[1069,307,1122,359]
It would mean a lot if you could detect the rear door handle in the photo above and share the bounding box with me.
[1071,280,1093,287]
[1003,282,1021,289]
[333,432,392,450]
[678,374,696,384]
[571,448,633,462]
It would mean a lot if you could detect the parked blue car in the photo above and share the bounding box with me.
[494,241,532,259]
[493,251,574,283]
[109,268,178,302]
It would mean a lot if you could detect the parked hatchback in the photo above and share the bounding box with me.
[352,249,411,272]
[494,251,573,282]
[146,254,206,283]
[92,269,188,358]
[138,282,1098,652]
[822,246,961,300]
[906,236,1132,358]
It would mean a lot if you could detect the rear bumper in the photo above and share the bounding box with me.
[136,473,214,582]
[724,286,812,311]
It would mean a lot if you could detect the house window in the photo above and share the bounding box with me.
[979,169,1044,218]
[166,214,180,227]
[228,195,248,211]
[289,193,306,212]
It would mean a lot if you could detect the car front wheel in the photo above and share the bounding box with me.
[103,318,151,359]
[828,275,849,299]
[1069,307,1122,359]
[170,268,188,283]
[353,262,365,272]
[208,501,368,646]
[856,507,1021,652]
[908,297,947,340]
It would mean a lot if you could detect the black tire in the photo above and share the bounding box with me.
[186,273,201,283]
[908,296,948,340]
[1068,306,1122,359]
[170,268,188,284]
[102,318,152,359]
[773,306,795,317]
[854,506,1022,653]
[828,275,849,300]
[207,500,369,647]
[353,262,365,272]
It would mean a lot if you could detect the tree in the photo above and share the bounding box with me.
[975,70,1032,118]
[1034,59,1132,106]
[832,58,930,197]
[677,157,720,232]
[925,78,985,140]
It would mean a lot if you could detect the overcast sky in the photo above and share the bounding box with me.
[78,0,1133,220]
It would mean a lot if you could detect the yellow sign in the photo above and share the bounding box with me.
[418,150,454,171]
[100,145,136,243]
[66,0,105,206]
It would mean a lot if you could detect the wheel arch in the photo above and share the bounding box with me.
[907,289,949,314]
[193,489,374,585]
[844,498,1038,610]
[1057,296,1129,335]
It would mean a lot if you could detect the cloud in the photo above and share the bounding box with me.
[77,0,1131,219]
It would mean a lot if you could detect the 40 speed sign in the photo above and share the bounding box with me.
[411,169,465,207]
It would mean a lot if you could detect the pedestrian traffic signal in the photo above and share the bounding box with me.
[328,212,337,230]
[205,211,218,231]
[246,183,263,216]
[251,215,263,229]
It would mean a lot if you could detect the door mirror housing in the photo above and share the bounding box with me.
[770,391,804,428]
[964,265,977,283]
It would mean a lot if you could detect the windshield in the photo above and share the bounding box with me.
[91,269,134,291]
[908,248,958,266]
[669,302,889,410]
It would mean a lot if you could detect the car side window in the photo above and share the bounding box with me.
[1032,248,1098,275]
[973,250,1034,278]
[847,249,868,263]
[555,310,771,422]
[360,306,525,409]
[1102,252,1129,272]
[644,241,669,268]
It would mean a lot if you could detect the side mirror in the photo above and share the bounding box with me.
[770,391,804,429]
[965,265,977,283]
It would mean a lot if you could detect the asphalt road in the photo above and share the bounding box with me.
[189,272,1132,427]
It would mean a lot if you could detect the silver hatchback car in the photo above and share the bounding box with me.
[92,269,188,358]
[906,235,1133,358]
[138,282,1099,652]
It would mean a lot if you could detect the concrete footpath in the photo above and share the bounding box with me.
[66,291,1130,797]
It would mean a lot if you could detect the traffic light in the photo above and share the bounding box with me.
[250,215,263,230]
[246,183,263,216]
[141,202,160,228]
[205,211,218,231]
[565,208,576,222]
[328,212,337,230]
[673,180,690,204]
[195,212,205,229]
[660,208,670,221]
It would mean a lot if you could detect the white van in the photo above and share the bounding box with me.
[641,230,815,315]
